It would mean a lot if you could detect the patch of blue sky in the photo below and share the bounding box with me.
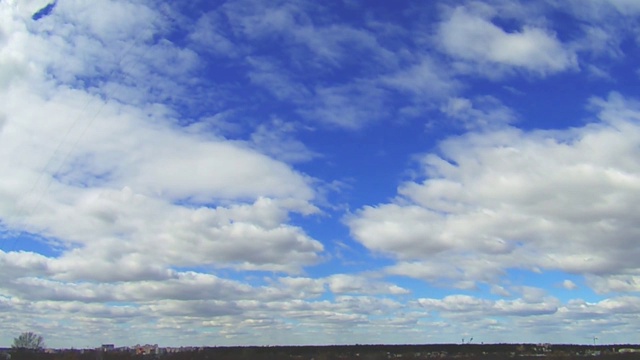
[103,301,141,308]
[289,212,396,277]
[499,76,605,130]
[31,1,57,21]
[504,269,603,302]
[0,230,64,257]
[294,126,439,210]
[607,43,640,87]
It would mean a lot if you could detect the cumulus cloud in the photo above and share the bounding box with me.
[0,90,323,272]
[562,280,579,290]
[1,0,437,347]
[0,0,326,282]
[438,6,577,76]
[585,274,640,293]
[348,92,640,289]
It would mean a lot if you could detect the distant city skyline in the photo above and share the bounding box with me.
[2,0,640,348]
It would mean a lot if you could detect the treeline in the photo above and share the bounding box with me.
[6,344,640,360]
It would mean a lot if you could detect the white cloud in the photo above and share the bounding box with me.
[246,56,311,102]
[381,59,459,99]
[438,6,577,75]
[0,93,323,272]
[548,0,640,69]
[2,269,255,302]
[219,0,414,130]
[291,24,396,68]
[585,274,640,293]
[560,0,640,20]
[302,81,390,129]
[326,274,410,295]
[418,294,558,317]
[275,276,326,298]
[562,280,579,290]
[348,92,640,289]
[573,25,624,59]
[249,119,320,164]
[274,274,410,297]
[0,0,325,282]
[224,0,395,69]
[602,0,640,14]
[223,0,305,41]
[411,292,640,343]
[189,11,242,57]
[491,284,511,297]
[441,96,517,129]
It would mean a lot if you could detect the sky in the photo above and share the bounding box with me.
[2,0,640,348]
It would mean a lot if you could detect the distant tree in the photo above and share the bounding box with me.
[12,332,46,351]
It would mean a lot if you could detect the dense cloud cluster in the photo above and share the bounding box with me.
[1,0,640,348]
[349,94,640,289]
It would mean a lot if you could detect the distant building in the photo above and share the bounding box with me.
[101,344,115,351]
[135,344,158,355]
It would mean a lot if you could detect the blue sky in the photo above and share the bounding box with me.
[2,0,640,348]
